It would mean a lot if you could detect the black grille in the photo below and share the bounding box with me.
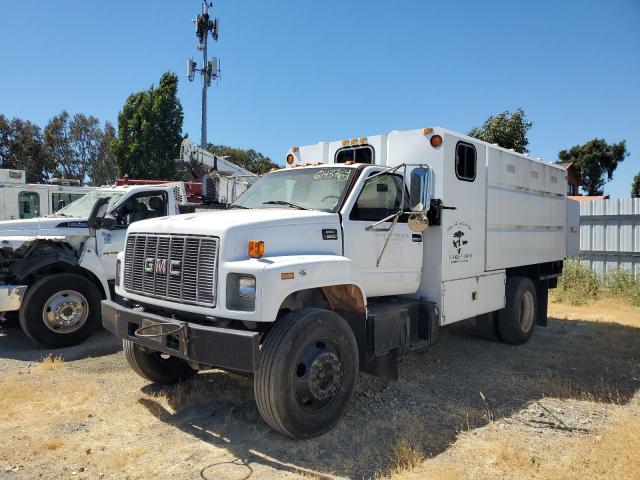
[123,233,218,306]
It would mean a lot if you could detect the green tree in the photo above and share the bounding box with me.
[112,72,184,179]
[558,139,628,196]
[205,144,278,175]
[0,114,53,183]
[631,172,640,198]
[468,108,533,153]
[91,122,118,185]
[0,115,11,167]
[44,111,104,183]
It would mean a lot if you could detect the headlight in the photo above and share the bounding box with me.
[226,274,256,311]
[115,259,122,286]
[238,276,256,298]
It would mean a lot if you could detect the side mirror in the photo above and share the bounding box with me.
[409,167,432,213]
[100,214,118,230]
[87,197,110,230]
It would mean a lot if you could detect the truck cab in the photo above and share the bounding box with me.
[103,127,573,439]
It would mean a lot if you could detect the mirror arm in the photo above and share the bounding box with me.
[375,212,401,267]
[365,211,401,232]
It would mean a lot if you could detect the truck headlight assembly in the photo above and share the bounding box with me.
[227,274,256,311]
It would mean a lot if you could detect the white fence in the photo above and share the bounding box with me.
[578,198,640,277]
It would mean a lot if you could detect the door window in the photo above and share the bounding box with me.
[114,192,167,227]
[18,191,40,219]
[349,173,404,222]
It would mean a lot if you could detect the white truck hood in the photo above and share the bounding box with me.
[127,208,343,260]
[0,216,88,237]
[129,208,338,236]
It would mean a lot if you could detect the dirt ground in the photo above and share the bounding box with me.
[1,298,638,480]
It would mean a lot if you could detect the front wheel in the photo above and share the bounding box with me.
[254,308,359,439]
[123,339,196,385]
[19,273,102,348]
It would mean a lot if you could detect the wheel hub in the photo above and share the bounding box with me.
[519,290,535,333]
[309,352,343,400]
[42,290,89,334]
[294,340,344,410]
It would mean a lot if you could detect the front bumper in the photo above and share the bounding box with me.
[0,285,27,312]
[101,300,260,372]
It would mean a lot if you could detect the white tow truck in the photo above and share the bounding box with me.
[0,139,258,348]
[102,127,579,438]
[0,182,194,347]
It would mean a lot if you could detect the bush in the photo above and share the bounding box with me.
[554,260,600,305]
[604,269,640,307]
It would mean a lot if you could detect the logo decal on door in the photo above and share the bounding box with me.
[448,221,472,264]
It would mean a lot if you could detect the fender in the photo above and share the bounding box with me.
[256,255,367,323]
[11,244,78,281]
[77,237,112,300]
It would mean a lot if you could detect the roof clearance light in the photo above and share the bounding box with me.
[292,146,300,153]
[423,128,433,136]
[286,154,294,165]
[342,139,349,146]
[248,240,265,258]
[430,135,443,148]
[359,137,367,144]
[350,138,358,145]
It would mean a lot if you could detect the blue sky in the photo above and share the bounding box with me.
[1,0,638,197]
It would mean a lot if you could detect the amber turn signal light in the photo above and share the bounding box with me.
[430,134,443,148]
[286,154,294,165]
[248,240,265,258]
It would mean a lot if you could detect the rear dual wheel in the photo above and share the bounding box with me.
[475,276,537,345]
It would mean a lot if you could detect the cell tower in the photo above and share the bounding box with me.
[187,1,221,146]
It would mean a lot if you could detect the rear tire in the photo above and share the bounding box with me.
[19,273,102,348]
[475,312,501,341]
[254,308,358,439]
[123,339,196,385]
[497,276,537,345]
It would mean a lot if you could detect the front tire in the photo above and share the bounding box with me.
[19,273,102,348]
[123,339,196,385]
[497,276,537,345]
[254,308,359,439]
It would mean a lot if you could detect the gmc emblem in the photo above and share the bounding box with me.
[144,258,181,277]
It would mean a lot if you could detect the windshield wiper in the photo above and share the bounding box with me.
[262,200,308,210]
[228,204,248,209]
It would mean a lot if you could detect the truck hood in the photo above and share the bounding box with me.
[129,208,337,236]
[0,216,88,237]
[128,208,343,260]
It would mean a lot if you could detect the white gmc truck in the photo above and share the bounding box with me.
[103,127,579,438]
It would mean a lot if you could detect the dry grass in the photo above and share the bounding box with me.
[549,295,640,328]
[390,438,425,474]
[36,354,64,371]
[388,412,640,480]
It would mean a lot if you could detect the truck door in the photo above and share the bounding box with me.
[96,191,168,280]
[342,170,423,297]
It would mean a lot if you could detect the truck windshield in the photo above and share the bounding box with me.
[54,190,124,218]
[232,167,355,213]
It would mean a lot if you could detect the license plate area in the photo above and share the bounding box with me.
[134,318,188,354]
